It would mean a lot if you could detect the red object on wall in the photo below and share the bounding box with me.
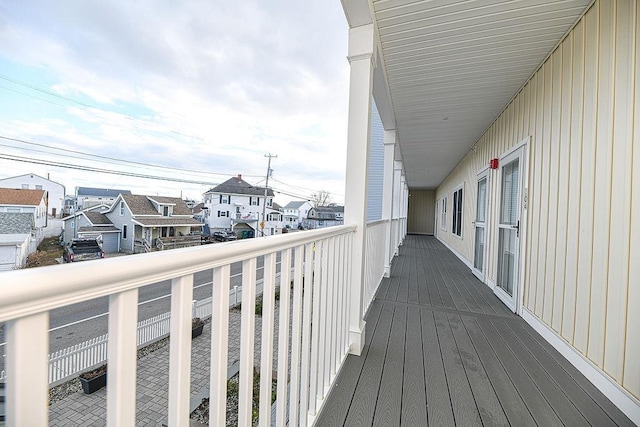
[489,158,499,169]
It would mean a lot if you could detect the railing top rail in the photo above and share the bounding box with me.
[0,224,356,323]
[366,219,389,227]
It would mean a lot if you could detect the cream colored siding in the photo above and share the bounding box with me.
[407,190,435,235]
[434,0,639,400]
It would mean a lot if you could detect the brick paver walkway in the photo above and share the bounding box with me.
[49,300,283,426]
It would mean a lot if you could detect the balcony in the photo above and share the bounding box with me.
[314,235,634,426]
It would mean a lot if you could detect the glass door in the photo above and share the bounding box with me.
[472,169,489,281]
[494,147,524,312]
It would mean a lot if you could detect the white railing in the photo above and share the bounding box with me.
[363,220,388,315]
[0,225,356,427]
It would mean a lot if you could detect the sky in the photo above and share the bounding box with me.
[0,1,350,206]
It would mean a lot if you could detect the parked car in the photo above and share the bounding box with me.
[212,231,237,242]
[63,238,105,262]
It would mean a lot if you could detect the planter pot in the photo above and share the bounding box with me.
[192,324,204,338]
[80,372,107,394]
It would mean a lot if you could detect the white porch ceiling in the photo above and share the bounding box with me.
[361,0,593,189]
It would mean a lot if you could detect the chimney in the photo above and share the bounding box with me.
[237,174,242,182]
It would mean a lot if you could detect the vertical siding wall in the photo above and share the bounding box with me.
[434,0,639,400]
[367,100,384,222]
[407,190,435,235]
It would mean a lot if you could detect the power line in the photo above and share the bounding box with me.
[0,135,262,179]
[0,153,219,186]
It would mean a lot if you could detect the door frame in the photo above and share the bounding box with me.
[472,166,490,282]
[493,136,529,314]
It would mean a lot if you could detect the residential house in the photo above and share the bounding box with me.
[283,200,312,229]
[304,205,344,229]
[105,194,203,253]
[61,205,121,253]
[202,174,278,237]
[2,1,640,426]
[0,213,33,271]
[76,187,131,210]
[0,173,65,218]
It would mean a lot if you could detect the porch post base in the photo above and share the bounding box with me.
[349,322,366,356]
[383,265,391,278]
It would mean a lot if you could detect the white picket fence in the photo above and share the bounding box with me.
[0,285,251,387]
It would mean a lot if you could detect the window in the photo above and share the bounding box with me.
[36,185,43,190]
[120,201,125,216]
[123,225,128,239]
[163,206,169,216]
[267,198,273,207]
[218,210,229,217]
[7,208,20,213]
[452,186,463,237]
[219,194,230,204]
[440,197,447,230]
[21,184,28,189]
[250,197,259,206]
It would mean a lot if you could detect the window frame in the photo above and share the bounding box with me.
[440,196,447,231]
[452,185,464,238]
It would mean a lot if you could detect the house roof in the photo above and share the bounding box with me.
[0,213,34,234]
[77,187,131,198]
[284,200,309,209]
[84,211,113,225]
[205,176,275,197]
[272,202,283,211]
[0,188,46,206]
[121,194,193,216]
[78,226,121,233]
[0,173,64,188]
[147,196,193,215]
[132,218,203,227]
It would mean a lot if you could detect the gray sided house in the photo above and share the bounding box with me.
[0,212,34,271]
[62,205,121,253]
[106,194,203,253]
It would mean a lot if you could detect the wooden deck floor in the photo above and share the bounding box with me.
[315,235,634,427]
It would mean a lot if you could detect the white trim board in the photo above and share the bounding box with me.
[435,235,472,269]
[521,308,640,425]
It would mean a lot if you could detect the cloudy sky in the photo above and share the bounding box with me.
[0,1,350,205]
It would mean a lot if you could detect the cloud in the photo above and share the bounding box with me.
[0,0,350,204]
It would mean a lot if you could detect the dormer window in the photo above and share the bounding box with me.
[163,206,169,216]
[120,201,125,216]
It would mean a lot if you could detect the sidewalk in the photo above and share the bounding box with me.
[49,300,283,426]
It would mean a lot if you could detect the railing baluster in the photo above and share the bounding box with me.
[107,288,139,427]
[288,245,305,427]
[167,274,194,426]
[6,312,49,426]
[276,248,292,427]
[259,252,277,427]
[209,265,231,427]
[318,237,331,400]
[308,239,323,417]
[326,236,337,387]
[299,242,315,427]
[238,258,257,426]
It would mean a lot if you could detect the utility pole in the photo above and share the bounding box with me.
[261,153,277,236]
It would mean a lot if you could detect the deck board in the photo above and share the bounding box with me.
[315,235,634,427]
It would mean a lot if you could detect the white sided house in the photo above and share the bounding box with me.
[283,200,312,229]
[203,174,278,238]
[105,194,202,253]
[0,173,65,218]
[76,187,131,210]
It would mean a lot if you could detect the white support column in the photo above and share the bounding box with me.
[393,161,403,256]
[382,130,396,278]
[403,178,409,239]
[6,313,49,427]
[107,288,139,427]
[344,22,375,356]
